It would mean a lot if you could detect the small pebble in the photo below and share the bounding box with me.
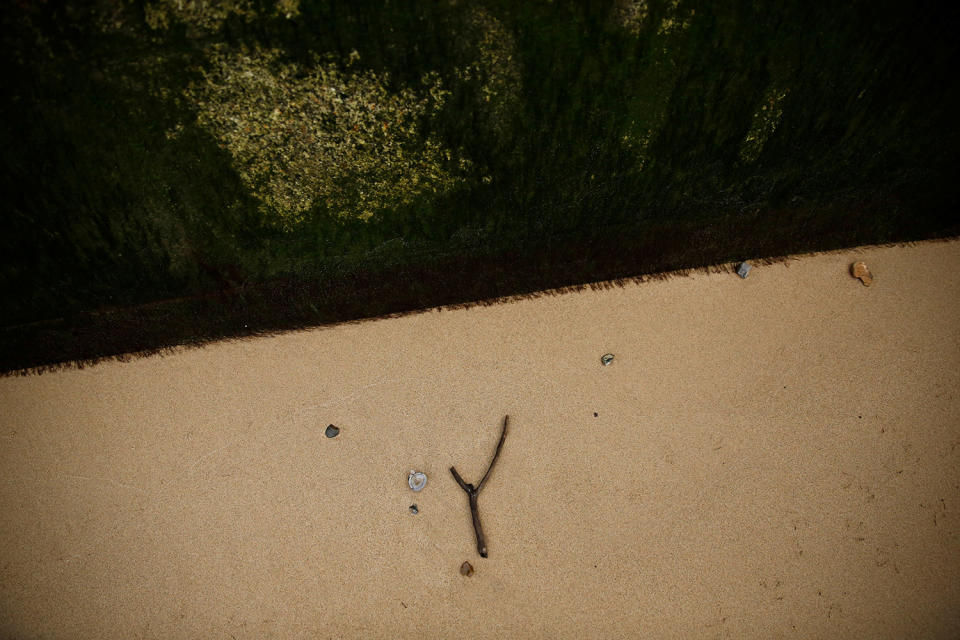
[851,261,873,286]
[593,412,599,417]
[325,424,340,438]
[460,561,474,577]
[601,353,614,366]
[409,504,418,514]
[737,262,752,279]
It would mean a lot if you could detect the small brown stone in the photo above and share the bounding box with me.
[851,261,873,286]
[459,561,474,577]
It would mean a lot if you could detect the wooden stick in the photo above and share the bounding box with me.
[450,415,509,558]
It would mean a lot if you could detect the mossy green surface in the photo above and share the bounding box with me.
[1,0,957,371]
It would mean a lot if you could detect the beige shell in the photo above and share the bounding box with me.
[460,561,474,577]
[851,261,873,286]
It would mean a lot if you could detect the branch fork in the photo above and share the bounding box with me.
[450,415,509,558]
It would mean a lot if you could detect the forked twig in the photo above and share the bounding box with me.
[450,415,509,558]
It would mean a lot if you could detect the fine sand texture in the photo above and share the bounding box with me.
[1,240,959,639]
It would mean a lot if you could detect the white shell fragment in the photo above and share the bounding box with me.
[737,262,752,278]
[408,470,427,492]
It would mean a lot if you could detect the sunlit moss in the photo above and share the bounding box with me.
[620,53,680,171]
[470,10,521,108]
[612,0,649,35]
[612,1,696,172]
[613,0,692,37]
[657,0,694,36]
[183,45,468,226]
[144,0,300,32]
[453,9,522,151]
[740,86,790,164]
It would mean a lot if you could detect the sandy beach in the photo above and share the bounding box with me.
[1,240,958,639]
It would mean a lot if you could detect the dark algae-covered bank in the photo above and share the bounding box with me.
[1,0,957,372]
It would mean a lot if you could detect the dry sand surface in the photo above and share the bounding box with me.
[1,240,959,639]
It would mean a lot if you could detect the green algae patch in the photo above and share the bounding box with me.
[184,45,468,227]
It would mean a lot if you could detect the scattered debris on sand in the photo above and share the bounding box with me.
[409,504,418,514]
